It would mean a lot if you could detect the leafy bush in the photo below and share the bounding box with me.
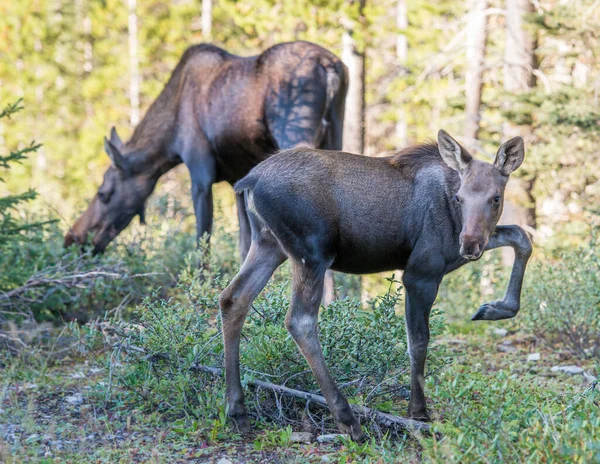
[521,230,600,359]
[94,266,448,437]
[0,201,200,326]
[422,364,600,463]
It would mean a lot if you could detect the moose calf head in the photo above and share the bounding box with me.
[437,130,525,260]
[64,128,154,254]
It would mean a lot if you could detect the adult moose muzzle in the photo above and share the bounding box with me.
[219,130,532,441]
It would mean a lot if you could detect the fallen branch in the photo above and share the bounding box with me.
[0,271,161,302]
[192,364,430,434]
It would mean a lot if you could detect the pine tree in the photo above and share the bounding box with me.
[0,100,45,246]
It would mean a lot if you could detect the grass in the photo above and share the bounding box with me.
[1,305,597,463]
[1,207,599,463]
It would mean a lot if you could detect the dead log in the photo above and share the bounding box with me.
[192,364,430,434]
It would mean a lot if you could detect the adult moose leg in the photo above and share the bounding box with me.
[236,192,251,262]
[472,225,533,321]
[219,232,286,431]
[182,146,217,246]
[285,259,365,442]
[403,268,442,421]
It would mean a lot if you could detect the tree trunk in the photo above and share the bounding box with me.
[395,0,407,147]
[342,2,366,155]
[202,0,212,40]
[504,0,536,92]
[464,0,488,151]
[500,0,537,268]
[502,0,537,231]
[128,0,140,127]
[341,1,367,304]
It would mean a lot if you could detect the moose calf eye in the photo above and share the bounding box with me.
[98,192,109,204]
[493,195,501,204]
[454,195,461,203]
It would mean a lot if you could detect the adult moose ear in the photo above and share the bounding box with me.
[438,129,472,173]
[494,137,525,176]
[104,137,128,173]
[109,127,124,150]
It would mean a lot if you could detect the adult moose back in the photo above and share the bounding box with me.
[64,41,347,260]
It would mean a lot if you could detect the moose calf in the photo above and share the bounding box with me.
[219,130,532,441]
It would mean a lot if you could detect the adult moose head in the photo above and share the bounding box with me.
[64,41,348,257]
[219,130,532,441]
[64,129,159,253]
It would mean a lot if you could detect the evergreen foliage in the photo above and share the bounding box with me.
[0,100,46,246]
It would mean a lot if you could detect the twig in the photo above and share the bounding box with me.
[0,271,161,301]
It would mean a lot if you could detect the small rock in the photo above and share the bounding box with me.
[527,353,540,362]
[70,372,85,379]
[290,431,312,443]
[493,328,508,337]
[317,434,349,443]
[217,459,232,464]
[26,434,40,443]
[497,344,516,353]
[89,368,103,375]
[64,393,83,405]
[444,339,467,345]
[322,456,331,462]
[551,365,584,375]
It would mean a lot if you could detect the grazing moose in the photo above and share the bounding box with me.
[64,41,347,261]
[219,130,532,441]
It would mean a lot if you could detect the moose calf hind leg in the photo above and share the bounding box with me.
[219,238,285,432]
[285,260,365,441]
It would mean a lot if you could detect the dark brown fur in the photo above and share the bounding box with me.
[65,41,348,258]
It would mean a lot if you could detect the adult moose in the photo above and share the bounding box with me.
[220,130,532,441]
[64,41,347,261]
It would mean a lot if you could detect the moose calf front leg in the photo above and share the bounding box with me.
[472,225,533,321]
[286,259,365,442]
[403,272,440,421]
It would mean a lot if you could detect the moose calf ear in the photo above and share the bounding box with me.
[494,137,524,175]
[110,127,124,150]
[438,129,472,173]
[104,137,128,173]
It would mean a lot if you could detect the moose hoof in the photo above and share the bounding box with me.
[337,420,366,442]
[229,412,251,433]
[472,300,518,321]
[408,408,431,423]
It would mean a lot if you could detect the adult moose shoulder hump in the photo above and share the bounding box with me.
[65,41,347,259]
[220,130,532,441]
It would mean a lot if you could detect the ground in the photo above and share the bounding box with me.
[2,318,596,464]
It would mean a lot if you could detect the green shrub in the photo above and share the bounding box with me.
[521,230,600,359]
[0,201,199,325]
[99,268,449,436]
[422,367,600,463]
